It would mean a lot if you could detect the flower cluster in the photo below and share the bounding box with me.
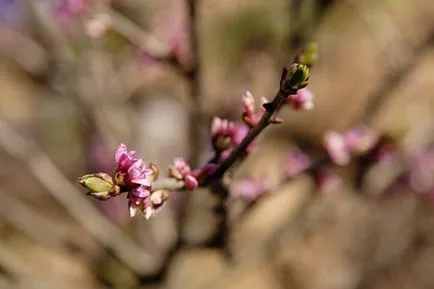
[168,158,199,190]
[242,91,284,127]
[79,143,165,219]
[114,144,161,218]
[78,51,318,218]
[323,125,378,165]
[211,117,253,161]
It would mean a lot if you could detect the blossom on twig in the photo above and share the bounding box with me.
[169,157,199,190]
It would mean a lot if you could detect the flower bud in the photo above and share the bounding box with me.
[78,173,120,200]
[184,174,199,190]
[281,63,310,93]
[150,189,170,207]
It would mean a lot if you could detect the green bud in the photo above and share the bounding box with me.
[78,173,120,200]
[296,42,318,67]
[214,136,233,152]
[281,63,310,92]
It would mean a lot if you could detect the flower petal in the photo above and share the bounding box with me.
[132,178,151,187]
[115,143,128,163]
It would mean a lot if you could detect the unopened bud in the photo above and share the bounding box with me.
[281,63,310,93]
[150,189,170,207]
[78,173,120,200]
[213,136,232,151]
[168,165,183,180]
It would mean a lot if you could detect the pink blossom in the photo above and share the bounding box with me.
[242,91,255,117]
[128,186,152,218]
[211,117,237,139]
[184,175,199,190]
[114,144,153,189]
[284,148,311,177]
[323,131,351,166]
[286,88,314,110]
[343,125,378,154]
[231,178,267,202]
[169,157,199,190]
[241,91,266,127]
[315,170,343,194]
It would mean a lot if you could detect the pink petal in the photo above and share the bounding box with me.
[184,174,199,190]
[115,143,128,163]
[132,178,151,187]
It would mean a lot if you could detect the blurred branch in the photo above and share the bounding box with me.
[0,189,76,251]
[0,241,70,289]
[0,119,157,275]
[107,8,193,77]
[185,0,202,167]
[0,276,15,289]
[360,26,434,125]
[152,178,185,191]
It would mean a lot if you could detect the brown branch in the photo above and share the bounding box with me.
[360,29,434,125]
[152,178,185,191]
[202,89,289,186]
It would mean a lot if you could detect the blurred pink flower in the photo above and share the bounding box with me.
[315,170,343,194]
[323,131,351,166]
[286,88,314,110]
[284,148,311,177]
[241,91,265,127]
[128,186,152,218]
[344,125,378,154]
[231,178,268,202]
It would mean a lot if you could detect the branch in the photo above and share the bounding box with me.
[152,178,185,191]
[202,89,289,185]
[360,29,434,125]
[107,8,193,77]
[0,189,77,251]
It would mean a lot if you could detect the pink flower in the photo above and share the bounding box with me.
[211,117,237,152]
[242,91,256,117]
[169,157,199,190]
[128,186,152,218]
[231,178,267,202]
[211,117,237,139]
[241,91,267,127]
[114,144,153,189]
[284,148,311,177]
[315,170,343,194]
[323,131,351,166]
[286,88,314,110]
[343,125,378,154]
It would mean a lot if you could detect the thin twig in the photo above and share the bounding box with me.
[0,119,156,274]
[107,8,192,77]
[0,241,73,289]
[152,178,185,191]
[0,189,77,251]
[185,0,202,167]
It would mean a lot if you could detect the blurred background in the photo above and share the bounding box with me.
[1,0,434,288]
